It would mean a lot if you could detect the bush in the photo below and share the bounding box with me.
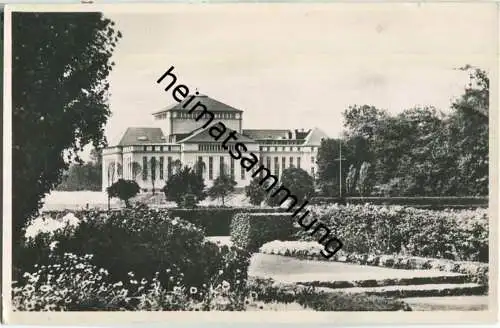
[294,204,488,262]
[167,207,286,236]
[106,179,140,207]
[17,204,251,291]
[230,212,296,252]
[162,166,206,207]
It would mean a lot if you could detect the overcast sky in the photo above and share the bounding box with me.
[99,3,496,149]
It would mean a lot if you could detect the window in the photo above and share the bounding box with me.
[159,157,164,180]
[282,157,286,174]
[167,157,172,178]
[197,156,203,176]
[297,157,301,169]
[151,157,157,181]
[289,157,294,168]
[266,157,271,171]
[143,146,147,152]
[152,146,156,152]
[209,157,213,180]
[168,146,172,152]
[311,156,315,164]
[230,157,235,180]
[274,157,279,178]
[142,156,148,181]
[220,156,225,176]
[160,146,164,152]
[241,163,245,180]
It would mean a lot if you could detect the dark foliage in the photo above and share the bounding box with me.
[162,166,206,207]
[16,204,251,290]
[12,12,122,246]
[167,207,286,236]
[106,179,140,207]
[208,173,237,206]
[230,212,297,252]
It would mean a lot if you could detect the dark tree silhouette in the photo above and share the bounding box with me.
[12,12,122,245]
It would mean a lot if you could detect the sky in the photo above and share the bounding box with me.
[96,3,496,153]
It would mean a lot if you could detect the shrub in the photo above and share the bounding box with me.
[167,207,286,236]
[230,212,296,252]
[106,179,140,207]
[207,173,237,206]
[245,176,268,206]
[18,204,251,291]
[162,166,206,207]
[294,204,488,262]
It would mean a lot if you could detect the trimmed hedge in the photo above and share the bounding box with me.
[230,212,296,251]
[167,207,286,236]
[310,196,488,208]
[295,204,488,262]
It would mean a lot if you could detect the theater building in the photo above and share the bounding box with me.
[101,94,329,191]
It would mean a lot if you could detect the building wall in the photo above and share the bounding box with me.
[102,143,320,192]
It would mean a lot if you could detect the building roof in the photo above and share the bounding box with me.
[178,126,256,144]
[118,127,166,146]
[152,94,243,115]
[242,129,314,141]
[303,127,329,146]
[242,129,291,140]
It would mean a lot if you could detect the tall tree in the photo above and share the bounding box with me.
[12,13,122,244]
[131,161,142,180]
[245,175,268,206]
[162,166,206,207]
[208,173,237,206]
[447,66,489,195]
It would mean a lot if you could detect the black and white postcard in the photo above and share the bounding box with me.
[2,2,498,325]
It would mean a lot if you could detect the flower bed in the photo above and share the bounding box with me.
[294,204,488,263]
[16,204,251,293]
[259,241,489,286]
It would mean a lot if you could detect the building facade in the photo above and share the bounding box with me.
[102,94,329,192]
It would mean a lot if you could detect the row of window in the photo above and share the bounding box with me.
[130,154,316,182]
[138,145,316,153]
[199,144,238,152]
[143,145,175,152]
[174,112,238,120]
[260,146,317,152]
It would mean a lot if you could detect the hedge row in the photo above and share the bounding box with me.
[310,196,489,207]
[41,207,286,236]
[168,207,286,236]
[259,241,489,286]
[295,204,488,262]
[230,212,296,252]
